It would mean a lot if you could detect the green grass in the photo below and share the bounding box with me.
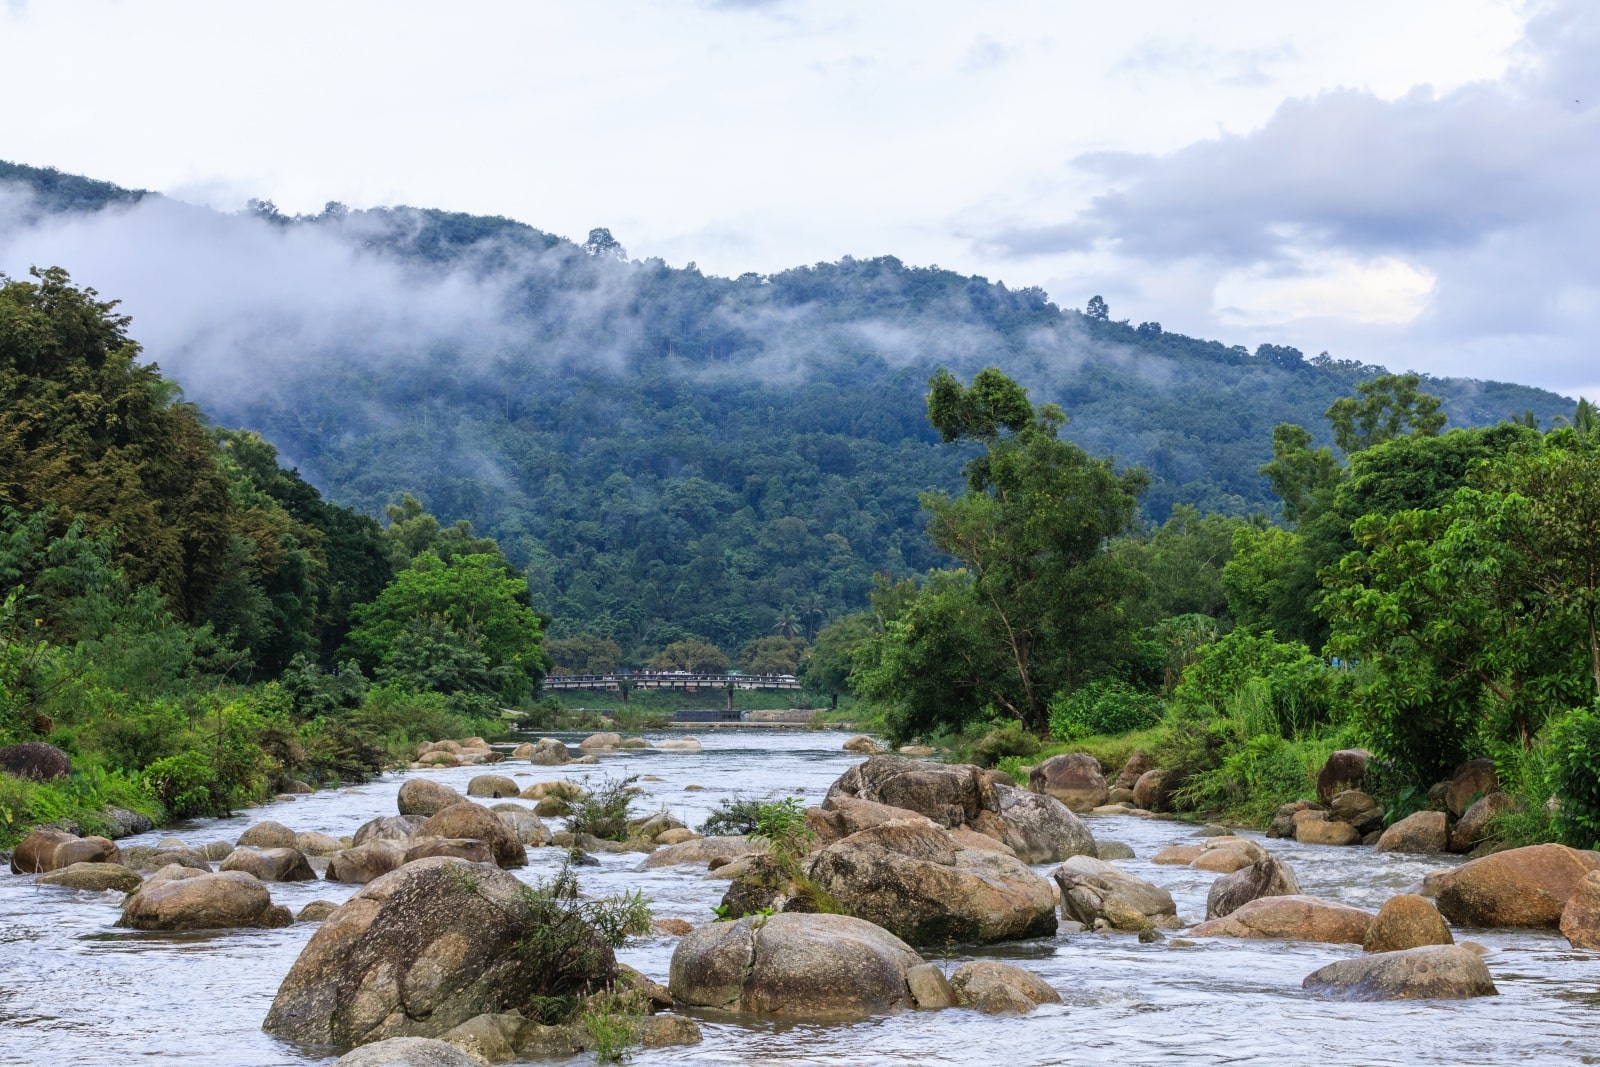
[993,726,1169,786]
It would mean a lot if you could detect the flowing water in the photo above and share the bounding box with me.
[3,729,1600,1066]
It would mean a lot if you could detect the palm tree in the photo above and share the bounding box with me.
[773,605,800,640]
[800,593,828,640]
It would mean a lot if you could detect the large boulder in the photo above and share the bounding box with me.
[1444,759,1499,817]
[295,831,344,856]
[1364,894,1453,952]
[326,840,409,885]
[36,861,143,892]
[668,912,925,1018]
[1291,812,1361,846]
[398,778,466,818]
[220,847,317,882]
[265,857,617,1046]
[403,837,496,864]
[124,846,211,874]
[1315,749,1370,804]
[1303,946,1496,1001]
[1450,792,1521,853]
[1375,811,1450,854]
[1205,855,1301,920]
[416,802,527,869]
[1113,750,1151,789]
[638,836,760,870]
[492,805,552,847]
[1189,895,1373,944]
[948,960,1061,1014]
[843,735,883,755]
[237,820,297,849]
[827,755,1000,832]
[809,796,940,844]
[1559,870,1600,949]
[331,1037,480,1067]
[354,815,426,846]
[578,732,622,751]
[0,741,71,781]
[1328,790,1384,834]
[1053,855,1179,931]
[1132,769,1171,812]
[1433,843,1600,928]
[527,738,571,765]
[1028,754,1109,812]
[119,870,292,930]
[1267,800,1324,839]
[993,784,1096,864]
[804,821,1058,945]
[1190,837,1266,874]
[466,774,520,799]
[10,829,118,874]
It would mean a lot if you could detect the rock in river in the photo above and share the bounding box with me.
[264,856,616,1047]
[119,870,292,930]
[1303,946,1496,1001]
[1432,844,1600,929]
[669,912,925,1018]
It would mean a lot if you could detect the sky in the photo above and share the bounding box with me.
[0,0,1595,400]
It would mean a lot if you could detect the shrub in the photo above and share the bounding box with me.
[1550,703,1600,849]
[568,775,640,841]
[1048,681,1162,742]
[967,720,1042,767]
[699,795,765,836]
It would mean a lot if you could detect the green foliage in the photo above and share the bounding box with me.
[1550,704,1600,849]
[567,774,640,841]
[800,612,875,699]
[1325,373,1447,456]
[546,634,623,675]
[738,635,807,674]
[646,639,728,673]
[1113,505,1242,630]
[751,797,816,865]
[698,795,765,836]
[1048,680,1162,742]
[1172,629,1347,737]
[966,719,1042,767]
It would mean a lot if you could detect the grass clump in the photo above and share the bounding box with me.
[567,774,641,841]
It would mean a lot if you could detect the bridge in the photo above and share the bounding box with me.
[542,672,803,692]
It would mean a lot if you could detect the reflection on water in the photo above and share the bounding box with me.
[3,729,1600,1065]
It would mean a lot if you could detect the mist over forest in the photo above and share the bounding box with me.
[0,160,1572,657]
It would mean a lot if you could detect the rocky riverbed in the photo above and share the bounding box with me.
[3,730,1600,1065]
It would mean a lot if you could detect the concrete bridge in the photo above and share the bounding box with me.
[542,671,802,693]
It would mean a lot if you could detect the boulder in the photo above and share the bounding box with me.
[1189,895,1373,944]
[10,829,118,874]
[1328,790,1384,834]
[1292,813,1362,846]
[125,847,211,874]
[1190,837,1266,873]
[492,805,552,847]
[1096,840,1135,861]
[1267,800,1324,839]
[283,779,315,794]
[512,742,536,758]
[1205,855,1301,920]
[265,857,617,1046]
[1375,810,1450,854]
[843,735,883,755]
[0,741,71,781]
[898,745,937,757]
[1316,749,1371,805]
[1053,855,1179,931]
[295,831,343,856]
[36,862,142,892]
[668,912,924,1018]
[809,795,940,844]
[298,900,339,923]
[331,1037,480,1067]
[466,774,520,799]
[1433,843,1600,928]
[804,821,1058,945]
[416,802,527,868]
[1445,759,1500,817]
[404,837,497,864]
[1132,769,1170,812]
[527,738,571,765]
[1028,753,1109,812]
[656,828,697,846]
[398,779,466,818]
[1152,844,1204,866]
[639,835,760,870]
[904,962,958,1009]
[827,755,1000,832]
[655,738,704,752]
[1559,870,1600,949]
[1107,786,1136,806]
[1364,894,1453,952]
[354,815,426,846]
[102,806,155,838]
[1303,946,1496,1001]
[1450,792,1522,853]
[994,784,1097,864]
[578,732,622,751]
[619,737,652,749]
[237,820,298,849]
[220,847,317,882]
[631,812,688,842]
[1113,749,1151,789]
[326,840,410,885]
[119,870,292,930]
[948,960,1061,1014]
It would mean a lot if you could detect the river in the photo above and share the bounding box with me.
[2,729,1598,1065]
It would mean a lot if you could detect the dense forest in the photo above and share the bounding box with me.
[0,161,1574,665]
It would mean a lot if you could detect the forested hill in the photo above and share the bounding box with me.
[0,161,1575,660]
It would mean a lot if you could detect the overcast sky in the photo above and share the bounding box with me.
[1,0,1595,400]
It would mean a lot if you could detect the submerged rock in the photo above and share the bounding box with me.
[1303,946,1496,1001]
[36,861,142,893]
[1189,895,1373,944]
[948,961,1061,1014]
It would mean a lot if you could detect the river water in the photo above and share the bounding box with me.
[3,729,1600,1066]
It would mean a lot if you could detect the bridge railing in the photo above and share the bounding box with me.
[542,672,802,690]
